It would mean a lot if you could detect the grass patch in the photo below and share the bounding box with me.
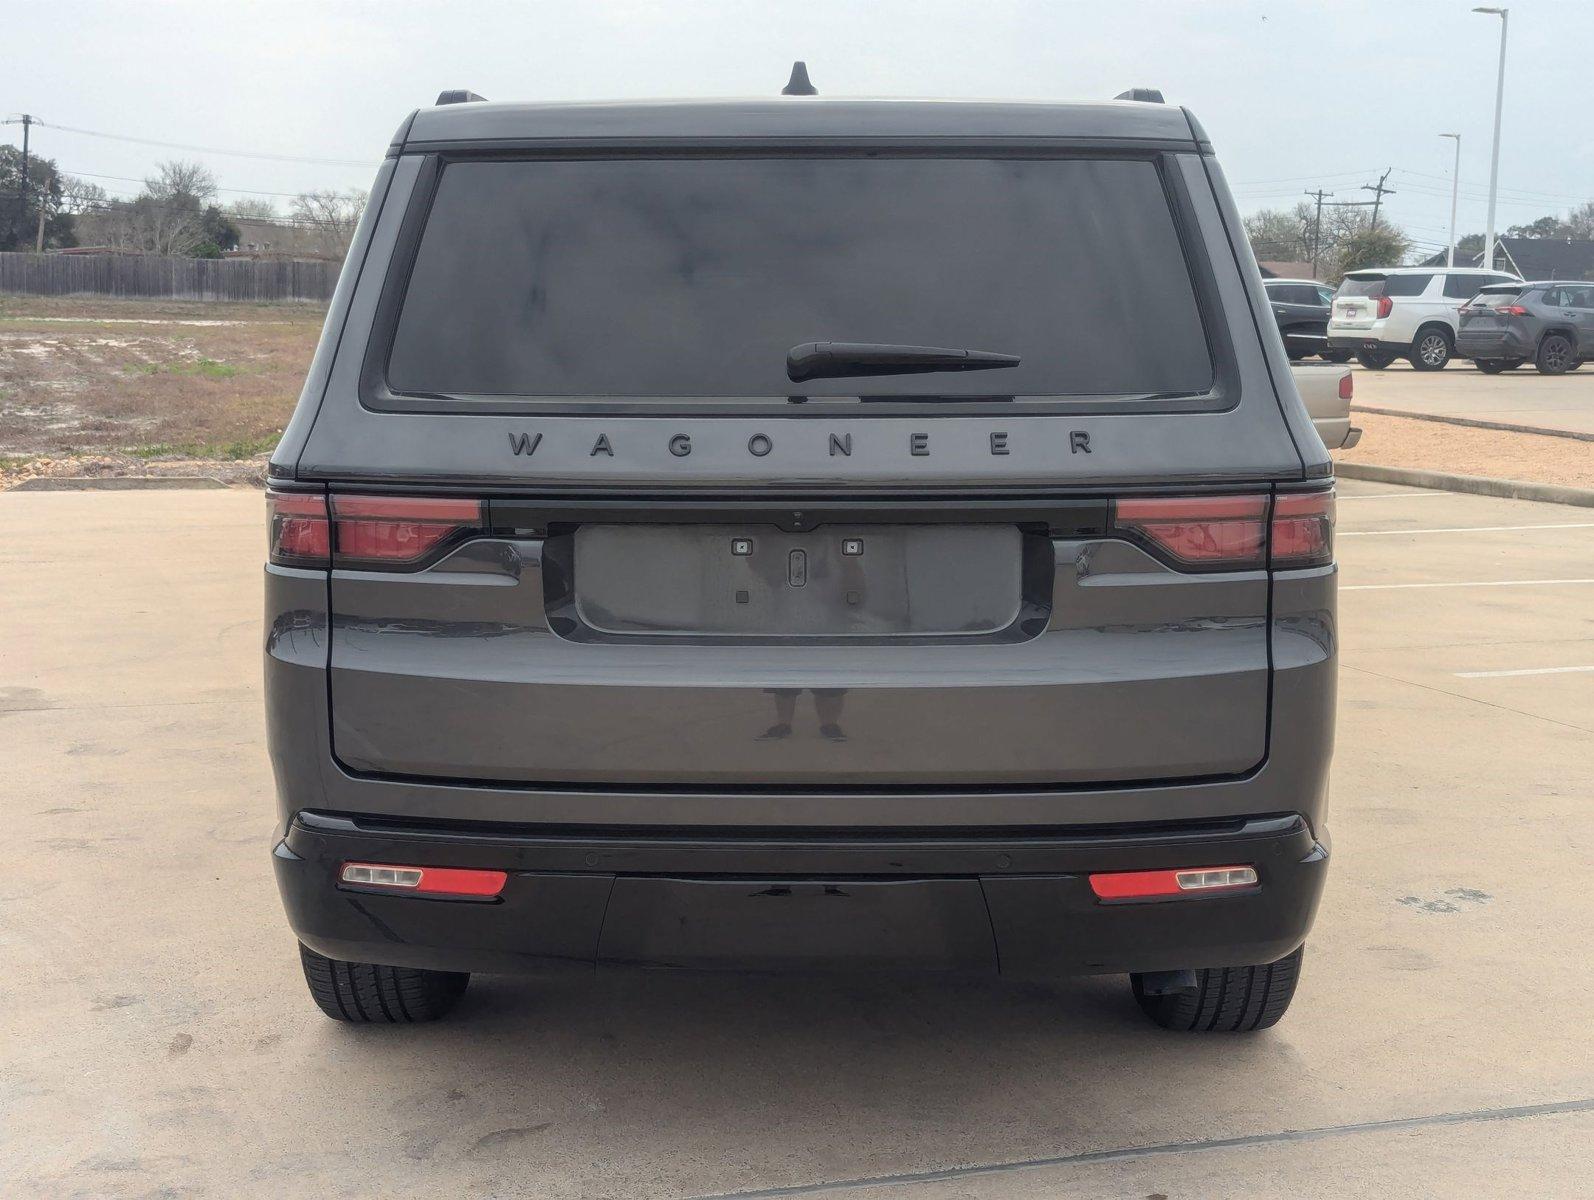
[125,434,280,460]
[136,358,242,379]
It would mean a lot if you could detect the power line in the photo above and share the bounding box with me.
[19,118,378,168]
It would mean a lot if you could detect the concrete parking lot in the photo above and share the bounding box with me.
[2,481,1592,1198]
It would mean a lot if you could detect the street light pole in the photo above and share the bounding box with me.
[1440,133,1461,268]
[1473,6,1509,272]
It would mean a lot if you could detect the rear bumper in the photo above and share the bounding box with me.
[1327,333,1409,354]
[274,810,1328,977]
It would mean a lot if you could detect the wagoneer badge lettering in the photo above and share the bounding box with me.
[503,429,1102,462]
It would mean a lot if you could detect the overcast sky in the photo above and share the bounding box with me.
[8,0,1591,260]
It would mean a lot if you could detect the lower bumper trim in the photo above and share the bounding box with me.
[275,811,1328,977]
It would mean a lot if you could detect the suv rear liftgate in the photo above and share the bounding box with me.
[265,92,1335,1027]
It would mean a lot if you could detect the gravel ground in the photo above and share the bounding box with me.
[1334,411,1594,490]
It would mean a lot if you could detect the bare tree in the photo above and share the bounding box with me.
[226,197,279,221]
[290,189,368,259]
[59,175,110,216]
[97,159,222,255]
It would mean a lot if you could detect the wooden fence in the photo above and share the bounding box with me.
[0,253,340,302]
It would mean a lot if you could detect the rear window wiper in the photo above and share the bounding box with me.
[787,341,1021,383]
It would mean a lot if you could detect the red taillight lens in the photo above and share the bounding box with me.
[1112,495,1268,570]
[340,862,507,899]
[330,495,484,567]
[1271,490,1335,568]
[1376,295,1393,319]
[266,489,330,566]
[1499,305,1528,316]
[1090,865,1259,901]
[1338,372,1353,401]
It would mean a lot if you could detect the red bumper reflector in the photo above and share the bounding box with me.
[340,862,507,898]
[1089,865,1258,900]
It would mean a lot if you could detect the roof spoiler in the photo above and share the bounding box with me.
[1115,87,1165,103]
[436,89,487,105]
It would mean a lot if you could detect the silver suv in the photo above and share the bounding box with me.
[1328,266,1520,370]
[1457,281,1594,374]
[264,85,1337,1033]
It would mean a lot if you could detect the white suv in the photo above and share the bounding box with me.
[1327,267,1520,370]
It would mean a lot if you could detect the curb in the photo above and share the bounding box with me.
[8,476,228,492]
[1334,461,1594,509]
[1351,405,1594,443]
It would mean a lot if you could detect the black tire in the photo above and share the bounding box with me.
[298,943,469,1023]
[1475,358,1523,374]
[1536,334,1574,375]
[1320,348,1354,363]
[1131,946,1304,1032]
[1355,349,1396,370]
[1409,327,1452,371]
[1568,359,1583,371]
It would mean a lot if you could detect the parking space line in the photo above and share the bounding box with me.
[1341,523,1594,537]
[695,1097,1594,1199]
[1344,579,1594,591]
[1455,666,1594,679]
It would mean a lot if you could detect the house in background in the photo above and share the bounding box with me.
[1257,260,1320,280]
[1420,237,1594,280]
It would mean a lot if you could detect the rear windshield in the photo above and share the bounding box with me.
[1473,288,1525,307]
[1337,273,1433,299]
[386,157,1213,401]
[1336,276,1385,298]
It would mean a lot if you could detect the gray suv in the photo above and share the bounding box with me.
[1458,281,1594,374]
[265,86,1337,1032]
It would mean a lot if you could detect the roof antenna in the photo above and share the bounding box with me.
[782,61,817,96]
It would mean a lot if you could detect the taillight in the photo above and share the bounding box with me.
[266,489,330,566]
[1499,305,1528,316]
[1111,495,1269,571]
[330,495,484,567]
[1271,490,1335,568]
[1375,295,1393,319]
[1111,490,1335,571]
[267,492,485,569]
[1338,372,1353,401]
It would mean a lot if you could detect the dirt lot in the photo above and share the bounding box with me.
[0,295,323,487]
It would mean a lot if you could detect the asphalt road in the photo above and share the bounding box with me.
[3,482,1592,1198]
[1348,355,1594,436]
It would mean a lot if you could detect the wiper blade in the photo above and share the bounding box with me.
[787,341,1021,383]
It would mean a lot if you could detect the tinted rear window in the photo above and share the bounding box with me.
[387,157,1213,401]
[1337,276,1386,298]
[1474,288,1525,307]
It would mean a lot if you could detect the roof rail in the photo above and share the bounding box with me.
[436,89,487,105]
[1115,87,1165,103]
[782,61,817,96]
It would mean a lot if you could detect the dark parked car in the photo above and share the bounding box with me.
[265,84,1337,1033]
[1265,278,1350,362]
[1458,281,1593,374]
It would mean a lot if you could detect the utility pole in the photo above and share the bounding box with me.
[1362,168,1395,232]
[16,113,32,237]
[1439,133,1461,267]
[1305,188,1334,278]
[1473,7,1509,271]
